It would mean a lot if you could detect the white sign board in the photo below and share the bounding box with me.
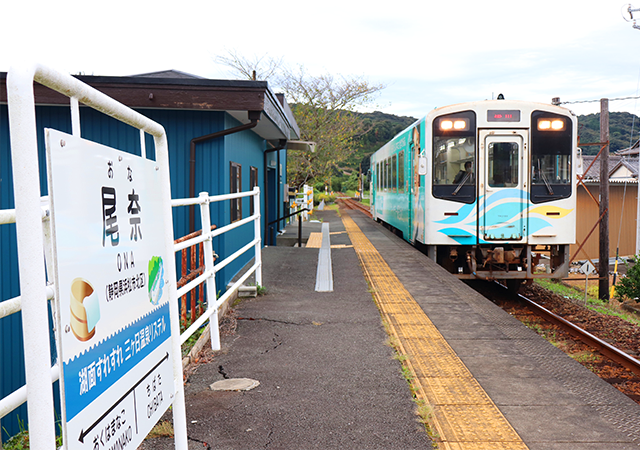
[46,129,175,450]
[580,260,596,276]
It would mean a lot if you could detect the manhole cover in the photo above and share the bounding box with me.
[210,378,260,391]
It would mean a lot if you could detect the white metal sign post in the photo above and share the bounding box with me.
[46,130,175,449]
[580,260,596,305]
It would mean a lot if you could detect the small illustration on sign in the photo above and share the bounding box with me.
[148,257,164,305]
[70,278,100,341]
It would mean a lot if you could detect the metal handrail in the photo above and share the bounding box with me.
[267,208,310,246]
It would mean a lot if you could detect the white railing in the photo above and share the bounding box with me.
[0,202,60,428]
[3,63,188,450]
[1,64,264,448]
[0,189,263,441]
[171,188,262,351]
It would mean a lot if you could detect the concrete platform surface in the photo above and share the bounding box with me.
[140,209,431,449]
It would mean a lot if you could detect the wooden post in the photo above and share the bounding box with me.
[599,98,610,300]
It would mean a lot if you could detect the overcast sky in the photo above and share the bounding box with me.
[2,0,640,119]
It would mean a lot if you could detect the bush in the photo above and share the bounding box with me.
[342,172,360,192]
[314,193,336,206]
[313,181,327,193]
[615,255,640,301]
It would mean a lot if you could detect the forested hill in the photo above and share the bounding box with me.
[349,111,417,171]
[578,112,640,154]
[345,110,640,172]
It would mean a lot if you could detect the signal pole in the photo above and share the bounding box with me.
[599,98,610,300]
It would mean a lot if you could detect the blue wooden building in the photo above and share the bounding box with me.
[0,70,301,437]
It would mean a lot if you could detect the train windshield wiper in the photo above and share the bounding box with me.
[452,172,470,195]
[538,159,554,195]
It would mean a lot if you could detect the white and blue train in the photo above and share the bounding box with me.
[370,99,576,288]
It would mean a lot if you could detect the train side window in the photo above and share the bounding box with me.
[386,158,391,190]
[531,110,572,203]
[398,150,405,192]
[391,154,397,191]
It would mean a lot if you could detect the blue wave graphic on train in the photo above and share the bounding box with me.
[435,189,553,244]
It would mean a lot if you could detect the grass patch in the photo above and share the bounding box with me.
[414,399,440,444]
[534,279,640,326]
[181,320,205,357]
[324,203,341,215]
[570,351,601,364]
[147,420,174,439]
[535,278,591,303]
[2,417,63,450]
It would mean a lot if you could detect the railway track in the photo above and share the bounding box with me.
[340,198,640,400]
[515,290,640,378]
[337,196,372,218]
[473,280,640,402]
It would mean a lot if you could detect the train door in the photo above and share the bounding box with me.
[478,130,528,242]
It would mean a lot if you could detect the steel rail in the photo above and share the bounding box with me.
[516,292,640,377]
[338,197,372,218]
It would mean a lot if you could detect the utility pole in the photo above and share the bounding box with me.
[599,98,610,300]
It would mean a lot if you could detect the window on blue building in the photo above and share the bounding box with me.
[249,166,258,216]
[230,161,242,222]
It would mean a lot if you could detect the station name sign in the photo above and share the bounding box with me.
[46,129,175,450]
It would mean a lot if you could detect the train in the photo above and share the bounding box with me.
[369,98,577,289]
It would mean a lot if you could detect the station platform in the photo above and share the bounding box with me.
[142,208,640,450]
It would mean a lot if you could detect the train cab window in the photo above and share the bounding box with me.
[391,154,397,191]
[432,111,477,204]
[531,111,572,203]
[398,150,405,192]
[488,142,519,187]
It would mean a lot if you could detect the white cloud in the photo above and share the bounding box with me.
[2,0,640,119]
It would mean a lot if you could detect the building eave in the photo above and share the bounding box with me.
[0,72,298,141]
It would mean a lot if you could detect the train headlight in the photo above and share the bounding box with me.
[438,118,469,131]
[537,118,565,131]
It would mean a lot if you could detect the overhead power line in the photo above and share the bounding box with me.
[557,95,640,105]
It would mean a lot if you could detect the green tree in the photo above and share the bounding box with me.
[578,112,640,154]
[278,66,385,189]
[214,52,385,189]
[615,255,640,301]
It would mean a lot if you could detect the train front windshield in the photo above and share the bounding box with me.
[432,111,477,204]
[530,111,573,203]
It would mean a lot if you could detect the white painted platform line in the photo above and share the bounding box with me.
[315,223,333,292]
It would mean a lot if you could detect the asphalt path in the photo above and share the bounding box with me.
[140,209,431,449]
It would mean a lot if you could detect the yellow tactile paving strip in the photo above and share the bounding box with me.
[306,232,353,249]
[305,232,323,248]
[342,214,528,450]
